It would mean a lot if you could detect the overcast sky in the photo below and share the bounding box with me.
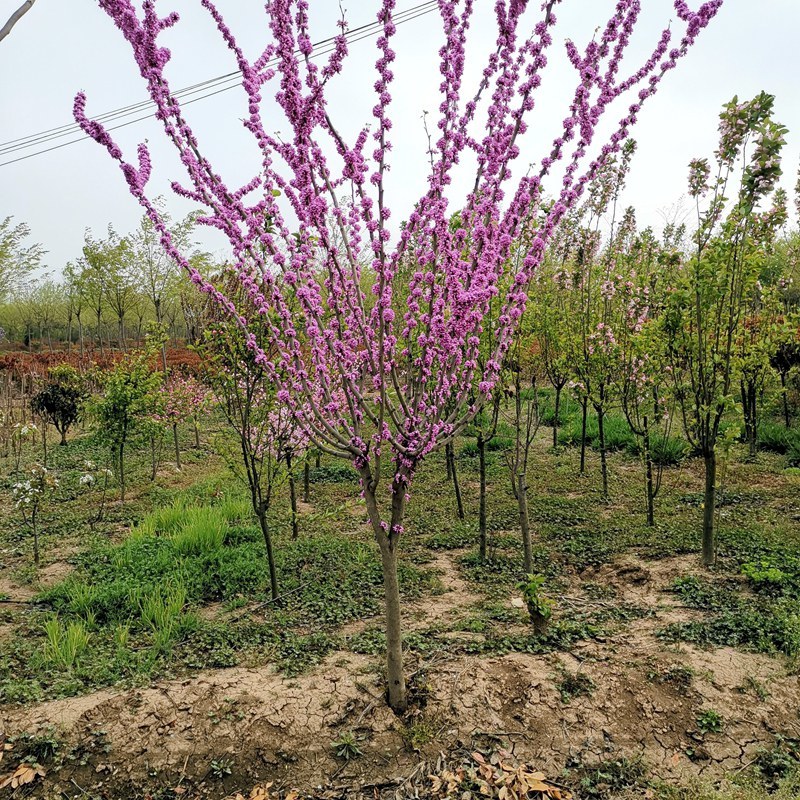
[1,0,798,276]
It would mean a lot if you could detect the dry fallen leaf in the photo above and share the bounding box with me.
[0,762,46,789]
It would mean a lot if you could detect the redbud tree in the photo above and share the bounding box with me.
[79,0,722,711]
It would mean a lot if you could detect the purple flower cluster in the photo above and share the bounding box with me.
[76,0,722,501]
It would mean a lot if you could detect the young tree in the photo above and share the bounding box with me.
[198,321,301,600]
[664,92,787,565]
[79,0,722,711]
[88,343,162,502]
[130,202,198,370]
[30,365,84,446]
[0,216,45,303]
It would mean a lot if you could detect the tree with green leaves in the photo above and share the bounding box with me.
[0,216,44,303]
[30,365,85,446]
[87,342,162,502]
[664,92,788,565]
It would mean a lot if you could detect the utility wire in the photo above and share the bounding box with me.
[0,0,437,151]
[0,2,437,167]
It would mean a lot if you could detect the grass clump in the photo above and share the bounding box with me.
[170,506,226,556]
[43,617,90,669]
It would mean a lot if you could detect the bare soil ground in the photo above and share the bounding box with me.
[3,550,798,799]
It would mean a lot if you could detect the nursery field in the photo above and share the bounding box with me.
[1,407,799,800]
[3,6,800,799]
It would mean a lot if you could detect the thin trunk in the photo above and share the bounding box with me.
[702,449,716,567]
[597,405,608,499]
[643,415,654,526]
[78,316,84,362]
[781,372,790,429]
[518,471,533,574]
[59,427,67,446]
[286,451,298,540]
[41,422,48,468]
[172,422,181,470]
[119,442,126,503]
[256,508,279,601]
[32,508,39,567]
[193,416,200,448]
[315,450,321,469]
[156,301,169,376]
[303,456,310,503]
[150,433,157,481]
[579,396,588,474]
[553,386,561,448]
[447,442,464,520]
[478,432,487,561]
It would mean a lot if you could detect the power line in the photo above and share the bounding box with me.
[0,0,437,153]
[0,2,437,167]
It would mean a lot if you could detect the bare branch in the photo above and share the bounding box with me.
[0,0,37,45]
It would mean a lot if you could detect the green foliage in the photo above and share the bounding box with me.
[755,736,800,790]
[31,381,84,442]
[87,347,161,450]
[567,756,648,799]
[43,617,90,670]
[757,421,797,454]
[331,731,363,760]
[517,574,554,626]
[307,464,359,483]
[170,506,226,556]
[661,575,800,656]
[696,709,724,735]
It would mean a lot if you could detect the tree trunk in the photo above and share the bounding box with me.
[579,396,588,474]
[119,442,126,503]
[286,451,298,540]
[702,449,716,567]
[78,316,84,362]
[32,508,39,567]
[781,371,790,429]
[362,480,408,713]
[303,457,310,503]
[553,385,561,448]
[478,432,487,561]
[193,416,200,449]
[446,442,464,520]
[643,416,654,526]
[256,508,279,601]
[518,471,533,574]
[172,422,181,470]
[59,427,67,446]
[597,405,608,499]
